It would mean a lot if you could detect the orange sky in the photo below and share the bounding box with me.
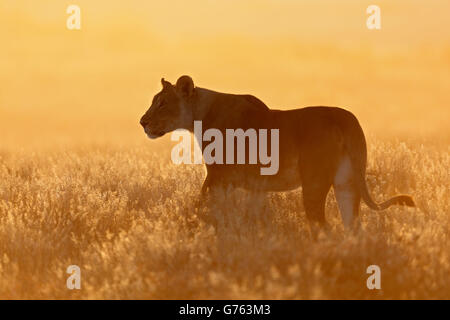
[1,0,449,145]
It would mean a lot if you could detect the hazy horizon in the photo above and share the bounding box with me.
[1,0,450,147]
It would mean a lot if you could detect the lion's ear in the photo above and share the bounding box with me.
[176,75,195,98]
[161,78,172,89]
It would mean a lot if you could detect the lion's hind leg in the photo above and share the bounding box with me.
[333,155,361,230]
[301,170,333,238]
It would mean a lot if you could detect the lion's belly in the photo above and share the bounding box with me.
[220,151,302,192]
[255,163,302,191]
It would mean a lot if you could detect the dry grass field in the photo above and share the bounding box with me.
[0,0,449,299]
[0,139,449,299]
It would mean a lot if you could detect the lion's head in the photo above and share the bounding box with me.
[140,76,195,139]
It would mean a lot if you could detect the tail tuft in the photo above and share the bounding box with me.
[395,195,415,207]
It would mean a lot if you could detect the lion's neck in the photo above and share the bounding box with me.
[190,87,219,126]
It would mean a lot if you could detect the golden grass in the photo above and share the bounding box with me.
[0,138,448,299]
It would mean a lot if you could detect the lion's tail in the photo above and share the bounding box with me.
[358,178,415,211]
[343,110,415,211]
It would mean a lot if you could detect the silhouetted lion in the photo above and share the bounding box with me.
[140,76,415,229]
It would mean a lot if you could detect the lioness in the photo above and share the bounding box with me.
[140,76,415,229]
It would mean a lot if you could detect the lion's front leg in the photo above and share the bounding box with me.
[194,174,228,228]
[198,174,227,202]
[200,175,211,199]
[196,174,221,208]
